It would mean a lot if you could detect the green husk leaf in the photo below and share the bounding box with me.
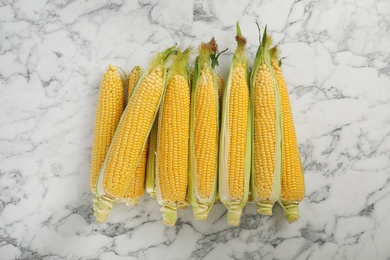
[145,118,158,198]
[279,201,300,223]
[211,48,228,69]
[160,204,178,226]
[92,195,117,223]
[167,48,191,82]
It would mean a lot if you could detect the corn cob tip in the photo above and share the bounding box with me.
[263,35,273,53]
[253,26,273,68]
[270,46,279,60]
[270,46,285,67]
[235,23,246,48]
[92,196,115,223]
[160,206,178,226]
[257,201,274,216]
[168,48,191,81]
[149,46,178,69]
[129,66,142,75]
[282,202,300,223]
[200,37,217,54]
[235,35,247,47]
[227,209,242,226]
[107,64,117,71]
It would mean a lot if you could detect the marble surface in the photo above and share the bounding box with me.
[1,0,390,259]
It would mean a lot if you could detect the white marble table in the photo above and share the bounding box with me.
[1,0,390,259]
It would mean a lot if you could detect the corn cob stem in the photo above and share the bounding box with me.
[279,200,300,223]
[92,195,117,223]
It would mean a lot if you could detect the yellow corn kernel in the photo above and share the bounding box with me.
[227,64,249,199]
[194,67,219,199]
[127,66,142,102]
[90,65,123,195]
[103,67,164,198]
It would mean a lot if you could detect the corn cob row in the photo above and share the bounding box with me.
[155,50,191,226]
[188,38,219,220]
[92,47,176,223]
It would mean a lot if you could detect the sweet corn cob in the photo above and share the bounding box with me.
[155,50,191,226]
[124,65,147,206]
[219,23,251,226]
[250,27,283,216]
[127,66,142,102]
[93,47,176,223]
[90,65,124,195]
[188,38,219,220]
[271,47,304,223]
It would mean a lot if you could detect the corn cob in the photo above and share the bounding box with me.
[123,65,147,206]
[155,49,191,226]
[250,27,283,216]
[270,47,304,223]
[127,66,142,102]
[90,65,124,195]
[219,23,251,226]
[93,47,176,223]
[188,38,219,220]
